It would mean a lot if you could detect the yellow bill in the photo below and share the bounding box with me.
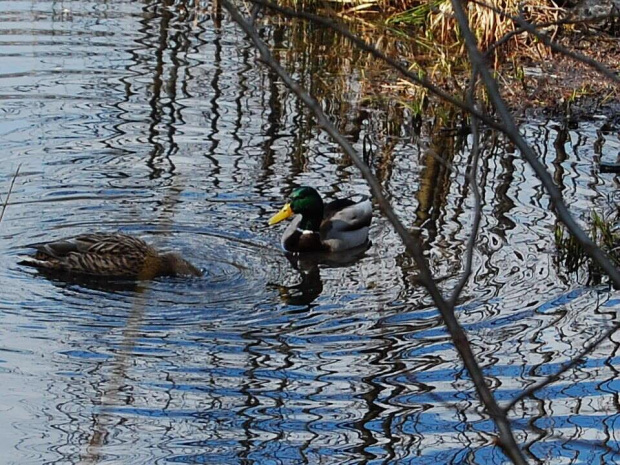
[268,203,294,225]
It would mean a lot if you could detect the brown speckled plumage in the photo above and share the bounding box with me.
[21,233,202,279]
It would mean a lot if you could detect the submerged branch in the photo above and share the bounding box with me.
[504,323,620,414]
[0,164,21,226]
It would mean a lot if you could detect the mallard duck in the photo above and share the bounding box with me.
[268,186,372,253]
[20,233,202,279]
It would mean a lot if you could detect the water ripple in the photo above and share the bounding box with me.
[1,0,620,463]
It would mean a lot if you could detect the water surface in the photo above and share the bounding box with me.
[1,1,619,464]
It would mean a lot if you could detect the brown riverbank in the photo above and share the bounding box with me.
[501,31,620,121]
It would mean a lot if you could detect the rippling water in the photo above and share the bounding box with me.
[1,1,619,464]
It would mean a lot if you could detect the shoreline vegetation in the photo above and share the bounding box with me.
[266,0,619,119]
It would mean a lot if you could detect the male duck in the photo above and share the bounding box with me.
[268,186,372,253]
[20,233,202,279]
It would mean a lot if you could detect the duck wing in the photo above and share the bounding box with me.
[21,233,155,277]
[322,196,372,232]
[321,196,372,251]
[31,233,152,258]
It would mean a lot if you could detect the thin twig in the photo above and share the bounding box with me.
[0,164,21,225]
[449,67,483,307]
[537,430,620,457]
[220,1,526,462]
[503,323,620,413]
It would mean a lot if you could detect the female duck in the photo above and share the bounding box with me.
[20,233,202,279]
[269,186,372,253]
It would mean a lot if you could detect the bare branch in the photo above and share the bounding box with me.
[484,12,620,59]
[538,431,620,456]
[450,67,483,307]
[249,0,620,292]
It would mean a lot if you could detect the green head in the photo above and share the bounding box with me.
[268,186,324,230]
[289,186,324,217]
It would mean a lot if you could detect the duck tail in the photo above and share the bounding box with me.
[348,193,371,203]
[17,253,62,271]
[17,255,46,268]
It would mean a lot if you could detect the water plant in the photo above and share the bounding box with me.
[555,210,620,283]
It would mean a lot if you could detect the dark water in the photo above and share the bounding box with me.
[1,1,619,464]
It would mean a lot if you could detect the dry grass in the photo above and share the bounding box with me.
[277,0,567,62]
[427,0,563,49]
